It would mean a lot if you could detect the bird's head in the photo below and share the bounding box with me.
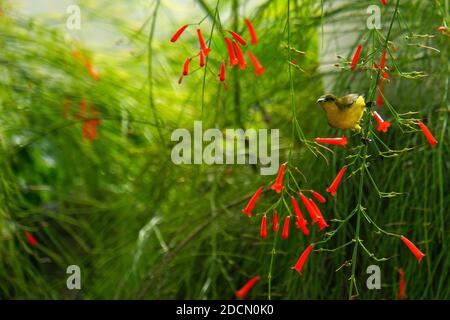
[317,94,337,105]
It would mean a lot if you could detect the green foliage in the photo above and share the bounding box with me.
[0,0,448,299]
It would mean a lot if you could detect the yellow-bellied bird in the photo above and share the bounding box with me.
[317,94,366,131]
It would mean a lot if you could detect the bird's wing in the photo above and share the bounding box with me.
[335,94,360,110]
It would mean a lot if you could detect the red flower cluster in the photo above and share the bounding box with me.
[170,18,264,85]
[242,165,331,241]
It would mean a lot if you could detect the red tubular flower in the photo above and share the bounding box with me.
[373,111,391,133]
[270,163,286,193]
[326,166,347,197]
[292,244,313,274]
[314,136,347,146]
[311,191,326,203]
[229,31,247,46]
[436,26,447,32]
[242,187,263,217]
[219,61,226,82]
[24,231,37,247]
[247,51,265,76]
[376,79,385,106]
[398,268,406,300]
[260,215,267,239]
[199,50,205,67]
[299,193,319,223]
[281,216,290,240]
[197,29,211,56]
[380,49,387,69]
[224,38,238,66]
[382,71,390,79]
[170,25,188,43]
[235,276,260,299]
[291,196,309,236]
[84,60,100,81]
[417,120,438,146]
[182,58,191,76]
[350,44,362,71]
[244,19,258,45]
[380,0,387,6]
[309,199,329,230]
[272,211,279,232]
[232,41,247,70]
[400,236,426,263]
[83,107,101,141]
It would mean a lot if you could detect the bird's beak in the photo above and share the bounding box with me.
[317,97,325,104]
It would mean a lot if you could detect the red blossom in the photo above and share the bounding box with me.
[373,111,391,133]
[82,107,101,141]
[199,50,205,67]
[292,244,313,274]
[376,79,385,106]
[272,211,279,232]
[270,163,286,193]
[235,276,260,299]
[417,120,438,146]
[314,136,347,146]
[219,61,226,82]
[24,231,37,247]
[84,60,100,81]
[247,51,265,76]
[436,26,447,32]
[242,187,263,217]
[232,41,247,70]
[311,191,326,204]
[182,58,191,76]
[197,29,211,56]
[244,19,258,45]
[229,31,247,46]
[281,216,290,240]
[260,215,267,239]
[380,49,387,69]
[398,268,406,300]
[350,44,362,71]
[326,166,347,197]
[299,193,319,223]
[291,196,309,236]
[170,25,188,43]
[224,37,238,66]
[400,236,426,263]
[380,0,387,6]
[308,199,329,230]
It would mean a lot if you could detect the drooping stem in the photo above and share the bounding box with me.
[348,0,401,299]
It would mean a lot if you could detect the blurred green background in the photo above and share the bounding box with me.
[0,0,448,299]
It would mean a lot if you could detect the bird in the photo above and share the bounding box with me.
[317,93,366,131]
